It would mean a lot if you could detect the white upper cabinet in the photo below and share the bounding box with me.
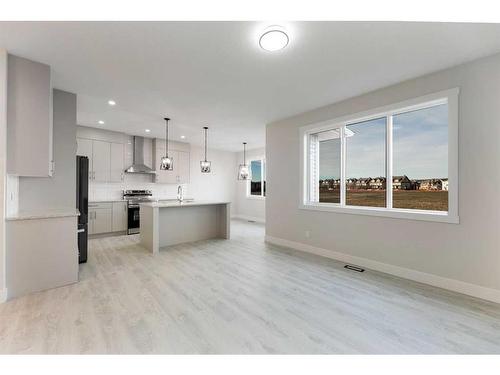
[91,140,111,182]
[77,138,124,183]
[76,137,92,161]
[7,54,53,177]
[110,142,124,182]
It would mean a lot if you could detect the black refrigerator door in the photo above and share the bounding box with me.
[77,156,89,263]
[76,156,89,225]
[78,223,88,263]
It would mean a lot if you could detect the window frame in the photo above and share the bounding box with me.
[246,157,266,200]
[299,88,459,223]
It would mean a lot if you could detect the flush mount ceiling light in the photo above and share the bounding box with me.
[160,118,173,171]
[180,135,186,139]
[98,120,105,125]
[145,129,151,133]
[237,142,251,180]
[200,127,211,173]
[108,100,116,106]
[259,26,289,52]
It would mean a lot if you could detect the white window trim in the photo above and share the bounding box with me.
[299,88,459,224]
[246,157,266,200]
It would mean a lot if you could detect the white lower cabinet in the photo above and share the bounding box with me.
[89,202,112,235]
[112,201,128,232]
[89,202,127,235]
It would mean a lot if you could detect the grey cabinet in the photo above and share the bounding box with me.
[7,54,53,177]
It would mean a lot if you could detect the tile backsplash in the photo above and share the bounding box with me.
[89,173,189,201]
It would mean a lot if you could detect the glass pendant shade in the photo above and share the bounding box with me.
[160,117,173,170]
[237,142,251,180]
[238,164,250,180]
[200,160,211,173]
[160,156,173,171]
[200,126,211,173]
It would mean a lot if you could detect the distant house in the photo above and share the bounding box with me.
[441,179,449,191]
[355,177,371,189]
[392,175,412,190]
[347,178,357,190]
[369,177,386,190]
[419,179,443,191]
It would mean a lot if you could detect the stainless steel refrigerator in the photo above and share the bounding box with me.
[76,155,89,263]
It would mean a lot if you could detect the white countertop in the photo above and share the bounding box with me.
[140,200,230,208]
[89,199,126,203]
[6,208,81,221]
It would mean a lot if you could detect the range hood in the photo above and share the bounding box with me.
[125,136,156,174]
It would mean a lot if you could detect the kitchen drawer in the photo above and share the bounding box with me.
[88,202,112,210]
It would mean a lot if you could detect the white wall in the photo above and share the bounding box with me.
[189,145,237,204]
[266,52,500,302]
[18,89,77,211]
[0,48,7,301]
[234,147,266,222]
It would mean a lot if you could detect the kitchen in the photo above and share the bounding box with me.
[76,122,232,262]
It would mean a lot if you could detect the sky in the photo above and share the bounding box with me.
[319,104,448,180]
[251,160,262,181]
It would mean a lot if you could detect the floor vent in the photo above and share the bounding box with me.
[344,264,365,273]
[247,220,256,223]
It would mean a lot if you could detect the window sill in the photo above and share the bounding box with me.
[299,202,459,224]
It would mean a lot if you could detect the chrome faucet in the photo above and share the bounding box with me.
[177,185,184,202]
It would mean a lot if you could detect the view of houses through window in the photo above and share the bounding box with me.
[315,102,448,212]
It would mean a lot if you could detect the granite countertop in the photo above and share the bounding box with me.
[140,200,230,208]
[6,208,81,221]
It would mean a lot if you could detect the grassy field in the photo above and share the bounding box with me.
[319,189,448,211]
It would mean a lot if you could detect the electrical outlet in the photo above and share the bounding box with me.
[305,230,311,239]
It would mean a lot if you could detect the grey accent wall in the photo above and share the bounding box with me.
[18,89,76,210]
[266,53,500,293]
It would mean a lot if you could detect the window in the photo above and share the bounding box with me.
[346,117,386,208]
[301,88,458,223]
[393,104,448,211]
[248,159,266,198]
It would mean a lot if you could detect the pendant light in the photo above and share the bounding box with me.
[200,126,211,173]
[237,142,251,180]
[160,117,173,170]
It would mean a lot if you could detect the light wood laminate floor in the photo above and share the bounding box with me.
[1,220,500,354]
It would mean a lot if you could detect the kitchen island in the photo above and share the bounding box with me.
[139,200,231,254]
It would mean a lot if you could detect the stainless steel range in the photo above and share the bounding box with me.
[123,190,153,234]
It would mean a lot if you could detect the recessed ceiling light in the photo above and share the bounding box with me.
[145,129,151,133]
[180,135,186,139]
[259,26,289,52]
[108,100,116,106]
[98,120,105,125]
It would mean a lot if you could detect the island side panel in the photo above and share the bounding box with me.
[140,205,159,254]
[158,204,223,248]
[218,203,230,239]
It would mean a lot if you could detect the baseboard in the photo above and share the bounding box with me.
[232,214,265,224]
[0,288,7,303]
[265,235,500,304]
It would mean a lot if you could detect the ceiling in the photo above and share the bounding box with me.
[1,21,500,151]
